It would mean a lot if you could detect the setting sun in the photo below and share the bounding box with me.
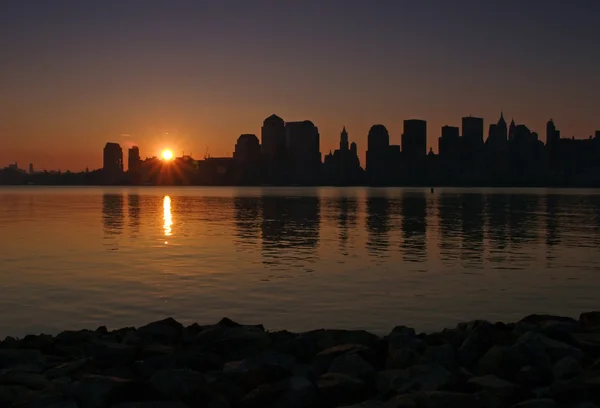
[161,149,174,161]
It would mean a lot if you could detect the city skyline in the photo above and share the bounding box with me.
[2,1,600,171]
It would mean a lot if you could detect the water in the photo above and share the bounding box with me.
[1,186,600,337]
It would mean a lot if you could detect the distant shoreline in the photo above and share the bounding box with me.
[2,312,600,407]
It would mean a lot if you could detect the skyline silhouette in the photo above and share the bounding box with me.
[2,1,600,170]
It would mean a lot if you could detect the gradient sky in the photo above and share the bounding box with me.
[1,0,599,171]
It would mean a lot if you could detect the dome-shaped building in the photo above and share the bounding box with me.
[261,114,285,158]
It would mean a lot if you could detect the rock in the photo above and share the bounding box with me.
[553,356,583,380]
[238,375,317,408]
[375,369,409,395]
[111,403,190,408]
[137,318,183,344]
[511,398,557,408]
[122,330,142,346]
[149,368,208,404]
[311,344,373,375]
[514,365,553,388]
[10,388,78,408]
[329,353,376,381]
[422,344,457,369]
[134,350,222,378]
[515,332,583,363]
[317,372,371,407]
[475,346,525,379]
[45,358,91,379]
[517,315,579,335]
[386,327,423,370]
[458,321,496,368]
[0,349,48,372]
[384,395,418,408]
[92,342,139,368]
[70,375,160,408]
[406,363,456,392]
[197,325,271,361]
[467,374,517,398]
[548,378,588,403]
[0,371,54,390]
[300,329,380,352]
[413,391,486,408]
[580,312,600,329]
[0,385,29,406]
[338,400,386,408]
[223,351,296,392]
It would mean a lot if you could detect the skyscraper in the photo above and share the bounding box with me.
[462,116,484,148]
[261,114,285,158]
[103,143,123,174]
[366,124,390,184]
[128,146,140,172]
[438,125,460,157]
[234,134,261,165]
[340,126,349,151]
[284,120,321,183]
[402,119,427,159]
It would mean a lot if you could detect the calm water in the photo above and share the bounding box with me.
[1,186,600,337]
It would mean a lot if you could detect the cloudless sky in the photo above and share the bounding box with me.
[1,0,599,170]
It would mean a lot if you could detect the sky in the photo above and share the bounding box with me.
[1,0,599,171]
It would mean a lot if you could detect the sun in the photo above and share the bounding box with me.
[161,149,174,161]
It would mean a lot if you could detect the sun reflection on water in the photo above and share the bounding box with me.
[163,196,172,237]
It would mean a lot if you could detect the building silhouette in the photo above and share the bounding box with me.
[323,127,363,185]
[233,134,261,184]
[128,146,141,172]
[462,116,484,149]
[366,124,391,185]
[402,119,427,159]
[285,120,321,184]
[103,143,123,183]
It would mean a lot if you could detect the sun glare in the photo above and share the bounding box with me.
[161,149,174,161]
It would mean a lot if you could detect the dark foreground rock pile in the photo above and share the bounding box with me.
[2,313,600,408]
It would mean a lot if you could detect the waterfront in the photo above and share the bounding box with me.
[1,186,600,337]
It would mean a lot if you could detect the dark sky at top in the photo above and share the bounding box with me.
[1,0,599,170]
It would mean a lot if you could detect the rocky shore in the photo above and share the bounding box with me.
[2,313,600,408]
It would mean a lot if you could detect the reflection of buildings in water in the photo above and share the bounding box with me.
[326,195,358,254]
[400,192,427,262]
[163,196,172,237]
[460,193,484,264]
[438,194,462,262]
[485,194,509,252]
[260,196,320,270]
[508,194,541,246]
[233,197,261,251]
[545,194,560,249]
[128,194,141,235]
[365,194,391,257]
[102,194,124,236]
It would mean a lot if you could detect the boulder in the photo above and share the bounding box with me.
[511,398,557,408]
[384,395,418,408]
[375,369,410,395]
[238,375,317,408]
[45,358,92,379]
[0,385,30,406]
[0,349,48,373]
[422,344,457,369]
[406,363,456,392]
[514,365,553,389]
[300,329,379,352]
[196,325,271,361]
[466,374,517,398]
[413,391,486,408]
[111,403,190,408]
[515,332,583,363]
[149,368,208,404]
[580,312,600,330]
[70,375,160,408]
[316,372,371,407]
[311,344,373,375]
[223,351,296,392]
[329,353,376,381]
[475,346,525,379]
[553,356,582,380]
[0,371,54,390]
[134,350,222,378]
[386,327,423,370]
[137,318,183,344]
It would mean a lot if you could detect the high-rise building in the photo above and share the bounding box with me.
[546,119,560,147]
[234,134,261,165]
[128,146,141,172]
[261,114,286,158]
[28,163,34,174]
[509,119,517,141]
[340,126,349,151]
[285,120,321,183]
[462,116,484,148]
[438,125,460,157]
[103,143,123,174]
[402,119,427,159]
[366,124,390,183]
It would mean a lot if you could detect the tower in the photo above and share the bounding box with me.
[509,119,517,141]
[340,126,349,151]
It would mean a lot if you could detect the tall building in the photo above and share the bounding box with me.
[509,119,517,141]
[402,119,427,159]
[285,120,321,183]
[103,143,123,174]
[128,146,141,172]
[462,116,484,148]
[366,124,391,184]
[546,119,560,147]
[486,112,509,150]
[438,125,460,157]
[340,126,349,151]
[261,114,285,158]
[234,134,261,165]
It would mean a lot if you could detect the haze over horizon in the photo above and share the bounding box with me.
[1,0,599,171]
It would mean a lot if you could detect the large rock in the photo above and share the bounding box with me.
[0,371,54,390]
[70,375,160,408]
[196,324,271,361]
[511,398,557,408]
[422,344,457,369]
[329,352,376,381]
[475,346,526,379]
[580,312,600,330]
[375,369,409,395]
[514,365,553,389]
[517,315,580,336]
[45,358,91,379]
[137,318,184,344]
[457,321,514,368]
[134,350,222,378]
[149,368,209,405]
[312,344,373,375]
[238,375,317,408]
[515,332,583,363]
[0,385,30,406]
[223,351,296,392]
[553,356,582,380]
[0,349,48,373]
[412,391,486,408]
[466,374,517,398]
[300,329,380,352]
[386,327,423,370]
[317,372,371,407]
[111,403,190,408]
